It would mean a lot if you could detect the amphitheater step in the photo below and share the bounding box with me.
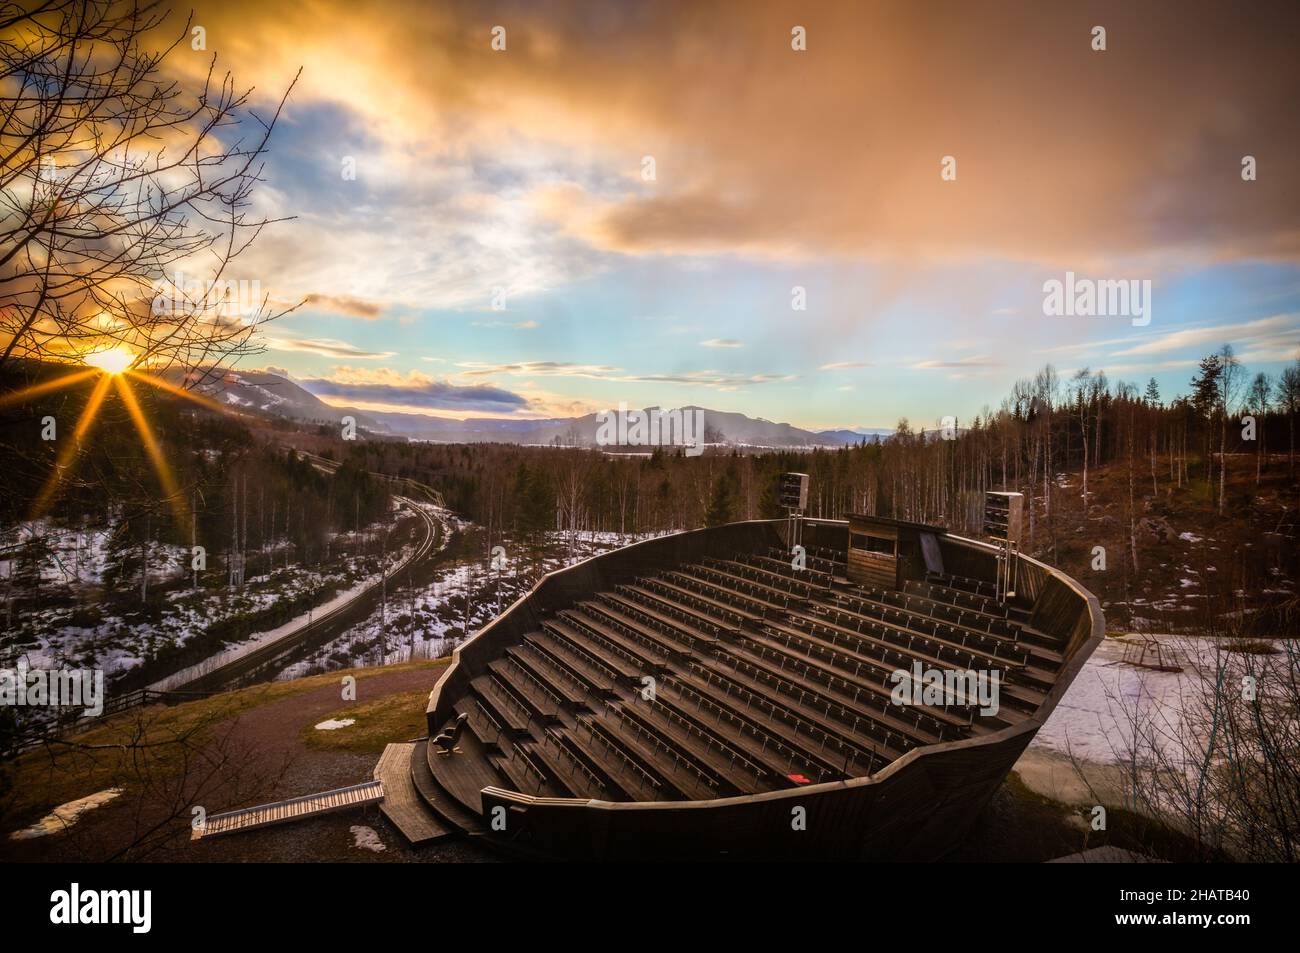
[409,738,484,835]
[375,742,457,845]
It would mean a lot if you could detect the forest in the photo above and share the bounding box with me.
[312,347,1299,541]
[1,361,392,612]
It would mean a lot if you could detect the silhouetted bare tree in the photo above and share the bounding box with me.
[0,0,300,381]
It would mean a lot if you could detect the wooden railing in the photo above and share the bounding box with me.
[6,687,217,757]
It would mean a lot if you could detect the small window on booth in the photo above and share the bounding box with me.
[851,533,894,556]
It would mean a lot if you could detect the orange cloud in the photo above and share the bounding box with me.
[178,0,1298,272]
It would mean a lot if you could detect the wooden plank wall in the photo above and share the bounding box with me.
[478,725,1038,861]
[847,549,897,588]
[847,519,899,589]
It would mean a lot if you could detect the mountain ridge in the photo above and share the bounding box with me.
[187,369,895,448]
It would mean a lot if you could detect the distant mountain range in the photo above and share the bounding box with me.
[366,406,895,449]
[168,368,386,431]
[815,428,894,444]
[181,369,896,449]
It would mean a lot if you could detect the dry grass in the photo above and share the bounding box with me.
[300,688,434,754]
[0,660,446,831]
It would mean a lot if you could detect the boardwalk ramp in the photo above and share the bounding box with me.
[191,780,385,841]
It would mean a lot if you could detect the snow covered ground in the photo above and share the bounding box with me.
[2,512,416,686]
[1028,633,1294,776]
[350,825,386,852]
[145,552,412,692]
[1013,632,1298,828]
[315,718,355,731]
[1033,635,1204,764]
[276,527,675,680]
[0,521,184,588]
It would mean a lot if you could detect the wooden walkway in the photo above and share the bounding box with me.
[374,742,458,845]
[191,780,385,840]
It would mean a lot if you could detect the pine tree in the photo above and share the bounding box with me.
[1190,354,1222,491]
[515,464,552,541]
[705,469,736,526]
[1248,372,1272,484]
[1144,377,1160,405]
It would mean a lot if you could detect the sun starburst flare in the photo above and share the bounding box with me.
[126,369,233,415]
[114,375,189,528]
[30,373,115,519]
[0,368,97,410]
[17,354,235,526]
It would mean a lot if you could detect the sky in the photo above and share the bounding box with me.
[167,0,1299,431]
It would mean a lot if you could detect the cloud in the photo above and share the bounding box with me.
[624,371,797,388]
[820,361,871,370]
[1047,314,1300,378]
[1111,314,1299,357]
[471,319,541,329]
[455,361,623,379]
[699,338,743,348]
[303,293,385,319]
[912,356,1000,369]
[453,359,795,389]
[264,336,395,359]
[176,0,1300,280]
[132,0,1300,429]
[299,367,529,414]
[1090,359,1202,378]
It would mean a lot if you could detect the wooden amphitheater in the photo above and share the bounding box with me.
[377,504,1103,860]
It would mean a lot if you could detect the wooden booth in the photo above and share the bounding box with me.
[846,514,947,590]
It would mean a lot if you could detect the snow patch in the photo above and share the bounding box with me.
[350,825,386,852]
[8,788,123,840]
[314,718,355,731]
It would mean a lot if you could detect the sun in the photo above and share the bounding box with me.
[83,347,135,375]
[22,348,233,528]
